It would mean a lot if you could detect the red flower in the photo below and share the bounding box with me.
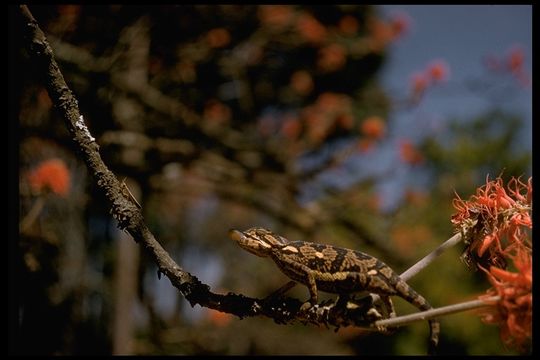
[317,43,347,73]
[203,100,231,125]
[281,115,302,141]
[206,28,231,48]
[360,116,386,139]
[427,60,450,83]
[336,114,354,130]
[367,17,394,52]
[258,5,293,30]
[290,70,314,96]
[409,60,450,103]
[452,176,532,270]
[479,249,532,352]
[357,139,375,153]
[296,12,327,44]
[338,15,359,35]
[389,12,411,38]
[27,158,71,197]
[507,46,525,74]
[206,308,233,327]
[410,72,428,98]
[398,140,424,165]
[316,92,350,113]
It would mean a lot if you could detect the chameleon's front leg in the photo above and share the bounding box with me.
[299,271,319,311]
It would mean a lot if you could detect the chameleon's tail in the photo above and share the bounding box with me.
[397,280,440,355]
[427,318,440,355]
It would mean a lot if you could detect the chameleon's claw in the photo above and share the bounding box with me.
[300,301,313,312]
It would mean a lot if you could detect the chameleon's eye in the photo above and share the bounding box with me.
[281,245,299,253]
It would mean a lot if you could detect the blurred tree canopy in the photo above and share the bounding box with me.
[13,5,530,355]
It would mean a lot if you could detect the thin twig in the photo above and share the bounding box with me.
[400,232,463,281]
[20,196,46,233]
[375,296,499,328]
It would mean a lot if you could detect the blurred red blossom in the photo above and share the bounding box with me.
[205,308,233,327]
[206,28,231,48]
[258,5,293,30]
[366,12,410,52]
[338,15,359,35]
[507,46,525,74]
[360,116,386,139]
[389,11,411,38]
[54,5,81,33]
[37,88,52,109]
[409,60,451,101]
[336,114,354,130]
[404,189,428,206]
[367,17,394,52]
[427,60,450,83]
[357,139,375,153]
[280,115,302,140]
[506,46,530,87]
[317,43,347,72]
[203,100,231,125]
[296,12,327,44]
[290,70,314,96]
[317,92,351,113]
[398,139,424,165]
[483,45,530,87]
[27,158,71,197]
[410,72,428,99]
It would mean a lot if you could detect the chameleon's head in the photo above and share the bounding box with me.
[228,227,288,257]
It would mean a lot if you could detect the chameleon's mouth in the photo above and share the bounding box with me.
[228,228,270,257]
[228,229,244,242]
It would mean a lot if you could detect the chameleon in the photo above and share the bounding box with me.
[229,227,440,354]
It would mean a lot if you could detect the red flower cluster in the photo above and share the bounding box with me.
[290,70,314,96]
[203,100,231,125]
[206,28,231,49]
[296,12,327,45]
[300,92,354,145]
[361,116,386,140]
[484,45,530,87]
[389,12,411,38]
[452,176,531,268]
[479,248,532,352]
[27,158,71,197]
[452,176,532,351]
[317,43,347,73]
[409,60,450,101]
[258,5,294,30]
[366,12,410,52]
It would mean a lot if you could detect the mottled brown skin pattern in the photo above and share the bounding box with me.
[229,227,440,354]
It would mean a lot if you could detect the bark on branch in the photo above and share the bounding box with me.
[16,4,385,331]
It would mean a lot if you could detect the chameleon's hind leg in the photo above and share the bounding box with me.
[380,295,396,318]
[376,295,397,334]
